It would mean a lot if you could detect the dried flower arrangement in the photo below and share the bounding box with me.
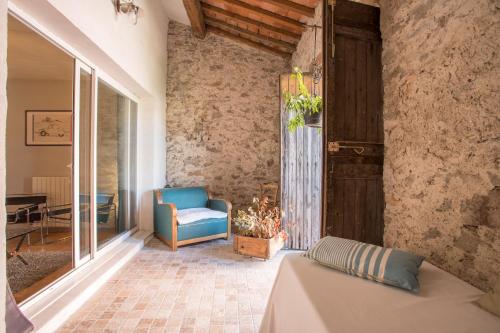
[233,197,288,240]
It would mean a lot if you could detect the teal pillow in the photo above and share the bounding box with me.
[304,236,425,293]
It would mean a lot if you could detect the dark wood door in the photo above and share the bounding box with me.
[322,0,384,245]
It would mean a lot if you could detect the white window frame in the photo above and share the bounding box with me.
[7,4,141,307]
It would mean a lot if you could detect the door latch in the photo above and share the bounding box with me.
[328,141,340,152]
[328,141,365,155]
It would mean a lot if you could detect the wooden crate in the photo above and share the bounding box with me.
[233,235,284,260]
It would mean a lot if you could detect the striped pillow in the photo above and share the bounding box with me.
[304,236,425,292]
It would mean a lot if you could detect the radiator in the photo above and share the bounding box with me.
[32,176,72,207]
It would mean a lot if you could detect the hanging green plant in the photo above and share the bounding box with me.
[284,67,323,132]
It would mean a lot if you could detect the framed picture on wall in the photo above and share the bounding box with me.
[25,110,73,146]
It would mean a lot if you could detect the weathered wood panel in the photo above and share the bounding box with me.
[280,73,322,250]
[233,234,284,259]
[323,0,384,246]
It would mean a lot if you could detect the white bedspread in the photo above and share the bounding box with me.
[260,254,500,333]
[176,208,227,225]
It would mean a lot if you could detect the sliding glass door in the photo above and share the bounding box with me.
[73,60,93,265]
[129,101,138,230]
[74,66,138,260]
[96,79,138,249]
[7,14,75,303]
[7,11,139,305]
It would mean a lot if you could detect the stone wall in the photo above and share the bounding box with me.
[0,0,7,328]
[166,21,289,211]
[97,82,119,202]
[96,82,134,228]
[380,0,500,291]
[291,3,322,70]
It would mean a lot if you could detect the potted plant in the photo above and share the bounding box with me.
[284,67,323,131]
[233,197,288,260]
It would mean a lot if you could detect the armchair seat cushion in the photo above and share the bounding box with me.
[177,208,227,225]
[177,217,228,241]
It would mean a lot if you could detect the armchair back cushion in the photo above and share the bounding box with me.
[160,187,208,209]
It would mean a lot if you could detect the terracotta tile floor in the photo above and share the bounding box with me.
[58,237,296,333]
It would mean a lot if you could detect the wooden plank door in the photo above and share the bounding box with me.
[322,0,384,245]
[280,74,322,250]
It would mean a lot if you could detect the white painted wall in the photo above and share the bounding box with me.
[161,0,189,25]
[0,0,7,330]
[8,0,169,232]
[6,79,73,194]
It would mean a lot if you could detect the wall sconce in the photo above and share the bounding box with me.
[115,0,140,25]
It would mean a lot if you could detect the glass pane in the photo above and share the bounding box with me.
[6,14,74,303]
[79,68,92,258]
[96,80,131,248]
[129,102,137,229]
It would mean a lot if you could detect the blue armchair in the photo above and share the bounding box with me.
[154,187,232,251]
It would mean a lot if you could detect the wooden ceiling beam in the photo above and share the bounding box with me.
[183,0,207,38]
[205,17,296,52]
[208,0,305,31]
[261,0,315,17]
[207,26,292,58]
[202,3,301,42]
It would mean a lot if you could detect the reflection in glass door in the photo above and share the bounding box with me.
[96,79,137,249]
[6,14,74,303]
[6,12,140,305]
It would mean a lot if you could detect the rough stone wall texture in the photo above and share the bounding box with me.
[380,0,500,291]
[291,3,322,71]
[97,82,119,200]
[97,83,132,228]
[0,0,7,328]
[166,21,289,211]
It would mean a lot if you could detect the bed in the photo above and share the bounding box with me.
[260,254,500,333]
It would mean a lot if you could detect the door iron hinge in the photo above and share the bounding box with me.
[329,0,335,58]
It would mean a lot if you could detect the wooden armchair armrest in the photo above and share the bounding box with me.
[154,190,178,250]
[208,198,232,213]
[208,198,232,240]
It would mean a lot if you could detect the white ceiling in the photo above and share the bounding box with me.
[7,15,73,81]
[161,0,190,26]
